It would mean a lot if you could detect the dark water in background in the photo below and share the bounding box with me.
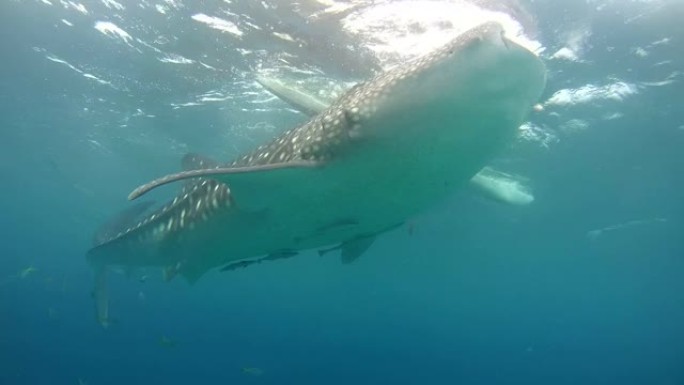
[1,1,683,384]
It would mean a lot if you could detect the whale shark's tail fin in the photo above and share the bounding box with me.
[88,201,154,328]
[93,264,110,328]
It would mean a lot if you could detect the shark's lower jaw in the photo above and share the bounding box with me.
[87,21,546,327]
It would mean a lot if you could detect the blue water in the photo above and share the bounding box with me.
[2,1,683,384]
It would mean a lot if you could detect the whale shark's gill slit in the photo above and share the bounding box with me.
[128,160,321,200]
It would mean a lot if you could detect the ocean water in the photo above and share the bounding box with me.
[1,1,683,384]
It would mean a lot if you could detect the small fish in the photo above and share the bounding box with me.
[242,367,264,376]
[159,335,176,348]
[314,218,359,233]
[221,250,299,272]
[19,266,37,279]
[407,222,415,236]
[317,244,341,257]
[220,260,257,272]
[262,250,299,261]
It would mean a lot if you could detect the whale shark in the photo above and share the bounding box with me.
[87,21,546,327]
[254,74,535,206]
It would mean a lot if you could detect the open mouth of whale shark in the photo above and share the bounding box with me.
[87,21,546,327]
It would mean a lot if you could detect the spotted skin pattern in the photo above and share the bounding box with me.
[90,180,231,254]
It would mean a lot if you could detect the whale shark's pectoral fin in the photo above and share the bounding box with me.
[128,160,321,200]
[468,167,534,206]
[319,223,401,262]
[318,235,377,264]
[340,235,376,264]
[162,262,182,282]
[256,75,329,116]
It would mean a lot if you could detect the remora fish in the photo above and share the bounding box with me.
[87,22,546,327]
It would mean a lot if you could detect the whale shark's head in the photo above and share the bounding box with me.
[421,22,544,109]
[325,21,546,148]
[304,21,546,173]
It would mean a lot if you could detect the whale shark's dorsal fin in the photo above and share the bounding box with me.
[179,153,222,191]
